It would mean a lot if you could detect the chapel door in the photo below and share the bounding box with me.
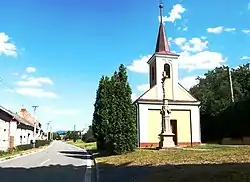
[171,120,178,145]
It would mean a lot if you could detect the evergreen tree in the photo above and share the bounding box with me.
[106,64,137,154]
[92,76,110,150]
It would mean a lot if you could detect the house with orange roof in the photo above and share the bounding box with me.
[0,105,44,151]
[17,106,43,145]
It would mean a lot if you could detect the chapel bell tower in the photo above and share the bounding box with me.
[148,1,180,100]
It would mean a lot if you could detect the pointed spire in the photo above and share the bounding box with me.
[155,1,178,56]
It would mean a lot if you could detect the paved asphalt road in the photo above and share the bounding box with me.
[0,141,92,182]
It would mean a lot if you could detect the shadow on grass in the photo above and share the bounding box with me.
[0,165,88,182]
[97,162,250,182]
[87,149,112,158]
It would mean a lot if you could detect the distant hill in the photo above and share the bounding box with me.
[56,130,67,134]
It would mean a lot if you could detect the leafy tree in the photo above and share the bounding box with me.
[64,130,80,141]
[53,132,61,140]
[82,125,96,143]
[190,64,250,116]
[189,63,250,141]
[190,66,232,116]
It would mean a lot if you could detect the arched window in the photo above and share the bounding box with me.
[164,63,171,78]
[151,66,155,81]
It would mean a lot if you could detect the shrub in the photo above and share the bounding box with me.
[16,144,33,151]
[35,140,51,148]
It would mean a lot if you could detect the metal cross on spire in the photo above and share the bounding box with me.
[159,0,164,23]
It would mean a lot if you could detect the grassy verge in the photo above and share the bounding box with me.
[95,144,250,182]
[67,141,250,181]
[67,140,97,151]
[0,142,51,160]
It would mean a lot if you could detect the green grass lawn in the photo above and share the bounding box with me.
[67,140,97,150]
[67,141,250,181]
[95,144,250,182]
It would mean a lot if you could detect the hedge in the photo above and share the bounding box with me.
[16,140,51,151]
[35,140,51,148]
[16,144,33,151]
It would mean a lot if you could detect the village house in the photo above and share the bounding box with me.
[0,105,44,151]
[134,3,201,148]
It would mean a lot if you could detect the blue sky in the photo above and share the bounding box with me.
[0,0,250,132]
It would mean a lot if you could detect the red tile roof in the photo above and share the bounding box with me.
[155,23,179,56]
[18,107,40,128]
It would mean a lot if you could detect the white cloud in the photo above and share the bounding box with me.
[16,77,53,87]
[207,26,224,34]
[26,67,36,73]
[0,32,17,57]
[179,76,199,90]
[207,26,236,34]
[224,28,236,32]
[242,29,250,34]
[161,4,186,23]
[174,37,187,46]
[137,84,149,92]
[15,88,58,99]
[21,74,28,79]
[173,37,226,71]
[182,26,188,31]
[174,37,208,52]
[127,55,152,73]
[128,37,225,73]
[52,109,81,115]
[240,56,250,60]
[178,51,226,71]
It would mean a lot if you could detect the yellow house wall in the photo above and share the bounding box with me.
[147,109,191,144]
[147,110,162,143]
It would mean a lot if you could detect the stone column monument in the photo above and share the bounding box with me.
[159,71,175,148]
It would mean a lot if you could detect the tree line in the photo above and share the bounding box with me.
[190,63,250,141]
[92,64,137,154]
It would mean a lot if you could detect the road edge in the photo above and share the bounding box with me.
[92,154,99,182]
[0,141,54,164]
[65,142,96,182]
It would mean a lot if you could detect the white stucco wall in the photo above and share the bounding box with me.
[138,103,201,144]
[0,119,10,151]
[15,128,33,146]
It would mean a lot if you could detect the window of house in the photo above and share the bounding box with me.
[164,63,171,78]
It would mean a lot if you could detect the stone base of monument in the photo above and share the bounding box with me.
[158,132,175,149]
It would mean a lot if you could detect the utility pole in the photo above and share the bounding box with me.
[46,121,51,140]
[73,124,76,142]
[32,105,39,148]
[50,125,53,140]
[228,67,234,103]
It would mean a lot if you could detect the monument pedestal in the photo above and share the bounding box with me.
[159,132,175,148]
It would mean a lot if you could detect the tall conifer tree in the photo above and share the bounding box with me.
[92,76,110,150]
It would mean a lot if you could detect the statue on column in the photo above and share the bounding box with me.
[159,68,175,148]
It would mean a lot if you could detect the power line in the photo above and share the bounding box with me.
[0,76,15,91]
